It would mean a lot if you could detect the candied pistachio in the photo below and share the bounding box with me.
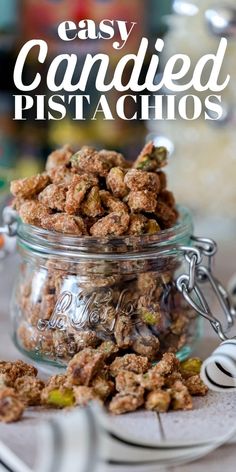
[97,341,119,361]
[81,186,104,217]
[128,214,161,236]
[66,348,105,386]
[14,376,45,406]
[0,374,7,389]
[145,390,171,413]
[42,388,75,408]
[124,169,160,193]
[109,390,144,415]
[46,144,73,171]
[146,219,161,235]
[114,314,134,349]
[128,214,148,235]
[53,332,77,359]
[90,212,130,237]
[106,167,128,198]
[65,174,98,215]
[38,184,67,212]
[137,272,161,295]
[140,368,165,391]
[48,164,74,186]
[72,331,99,352]
[180,358,202,379]
[73,386,102,406]
[19,201,52,226]
[184,375,208,396]
[91,375,114,400]
[115,371,140,394]
[138,297,161,326]
[170,315,189,335]
[132,324,160,360]
[110,354,149,377]
[17,324,41,352]
[71,146,111,177]
[0,388,25,423]
[159,190,176,208]
[98,149,128,168]
[0,359,37,386]
[42,213,87,235]
[10,173,50,199]
[155,353,180,376]
[134,142,168,171]
[169,380,193,411]
[128,190,157,213]
[163,371,183,388]
[155,201,178,229]
[157,171,167,190]
[100,190,128,214]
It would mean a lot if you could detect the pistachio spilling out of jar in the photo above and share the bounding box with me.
[0,354,208,422]
[10,142,178,235]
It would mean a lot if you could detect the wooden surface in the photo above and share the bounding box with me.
[1,239,236,471]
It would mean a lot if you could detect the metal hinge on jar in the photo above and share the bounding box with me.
[177,237,236,341]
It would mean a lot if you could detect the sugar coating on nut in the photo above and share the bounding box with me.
[81,186,104,217]
[145,390,171,413]
[98,150,128,169]
[66,348,105,386]
[19,201,52,226]
[115,371,140,394]
[0,388,25,423]
[140,368,165,391]
[100,190,128,214]
[169,380,193,411]
[184,375,208,396]
[46,144,73,171]
[38,184,67,212]
[109,391,144,415]
[14,376,45,406]
[134,142,168,171]
[90,212,130,237]
[106,167,128,198]
[128,190,157,213]
[73,386,102,406]
[0,360,37,387]
[110,354,149,377]
[65,174,98,215]
[71,146,111,177]
[155,353,181,376]
[42,214,87,235]
[124,169,160,193]
[91,375,114,400]
[10,173,50,199]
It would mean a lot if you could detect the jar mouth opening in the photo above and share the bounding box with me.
[17,206,193,258]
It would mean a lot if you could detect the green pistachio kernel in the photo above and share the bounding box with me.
[47,389,75,408]
[180,358,202,378]
[140,310,160,326]
[136,156,152,171]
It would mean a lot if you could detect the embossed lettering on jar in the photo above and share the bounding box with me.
[11,207,200,367]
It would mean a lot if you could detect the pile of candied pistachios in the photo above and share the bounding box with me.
[10,142,178,236]
[0,352,208,422]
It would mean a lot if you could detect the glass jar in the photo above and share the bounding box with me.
[9,206,202,368]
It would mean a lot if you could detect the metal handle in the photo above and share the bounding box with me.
[177,237,236,341]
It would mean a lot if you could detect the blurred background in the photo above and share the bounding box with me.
[0,0,236,232]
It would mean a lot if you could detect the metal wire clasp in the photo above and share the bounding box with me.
[176,237,236,342]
